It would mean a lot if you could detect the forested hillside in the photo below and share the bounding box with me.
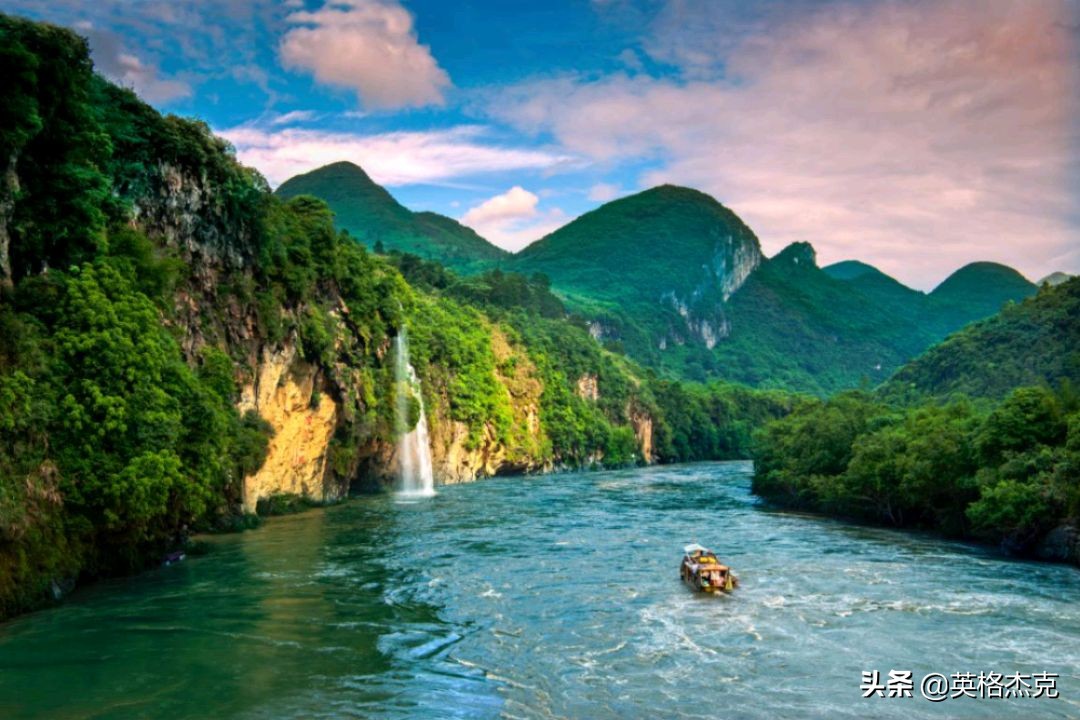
[276,162,508,272]
[753,278,1080,563]
[0,15,791,619]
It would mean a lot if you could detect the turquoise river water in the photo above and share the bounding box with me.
[1,462,1078,719]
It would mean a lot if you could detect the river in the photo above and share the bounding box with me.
[1,462,1077,719]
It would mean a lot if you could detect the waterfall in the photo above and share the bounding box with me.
[394,330,435,498]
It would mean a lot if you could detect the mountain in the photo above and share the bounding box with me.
[1039,271,1072,286]
[822,260,879,281]
[276,162,507,271]
[753,275,1080,563]
[511,188,1038,393]
[514,185,762,303]
[710,244,938,392]
[510,185,764,377]
[929,262,1036,325]
[823,259,927,316]
[884,277,1080,400]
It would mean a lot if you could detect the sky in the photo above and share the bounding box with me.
[3,0,1078,289]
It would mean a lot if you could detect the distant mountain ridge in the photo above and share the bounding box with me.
[928,261,1036,325]
[275,162,508,272]
[883,276,1080,400]
[1039,271,1072,286]
[280,164,1040,394]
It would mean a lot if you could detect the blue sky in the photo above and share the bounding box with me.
[3,0,1078,289]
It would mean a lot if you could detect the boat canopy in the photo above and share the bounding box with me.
[683,543,708,555]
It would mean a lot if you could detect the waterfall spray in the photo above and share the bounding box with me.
[394,329,435,498]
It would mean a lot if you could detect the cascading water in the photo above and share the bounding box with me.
[394,329,436,498]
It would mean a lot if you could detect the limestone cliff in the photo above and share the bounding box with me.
[237,345,342,512]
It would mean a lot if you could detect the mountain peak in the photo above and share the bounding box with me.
[932,261,1032,295]
[1039,271,1072,286]
[930,261,1036,322]
[510,183,763,352]
[823,259,879,281]
[275,162,505,270]
[773,242,817,267]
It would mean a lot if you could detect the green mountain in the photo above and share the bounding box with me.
[709,244,940,392]
[884,277,1080,400]
[929,261,1036,325]
[278,167,1041,395]
[510,185,766,379]
[823,260,924,306]
[276,162,508,271]
[513,185,761,304]
[510,189,1038,393]
[822,259,879,280]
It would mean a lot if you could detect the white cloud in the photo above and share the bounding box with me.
[462,186,539,226]
[270,110,318,126]
[219,125,570,188]
[488,0,1080,288]
[280,0,451,110]
[587,182,620,202]
[460,187,569,251]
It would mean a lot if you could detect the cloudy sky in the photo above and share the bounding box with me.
[5,0,1078,288]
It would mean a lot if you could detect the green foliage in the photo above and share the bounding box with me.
[506,186,1034,394]
[884,278,1080,400]
[0,255,274,608]
[1,15,110,278]
[275,162,508,272]
[928,262,1036,325]
[753,384,1080,556]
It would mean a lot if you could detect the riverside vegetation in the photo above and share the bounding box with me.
[753,278,1080,561]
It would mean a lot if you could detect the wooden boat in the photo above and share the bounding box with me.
[680,543,738,593]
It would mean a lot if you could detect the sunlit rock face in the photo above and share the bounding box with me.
[238,345,341,512]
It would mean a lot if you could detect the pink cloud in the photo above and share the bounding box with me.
[280,0,450,110]
[490,0,1080,289]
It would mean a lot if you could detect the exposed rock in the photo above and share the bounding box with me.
[0,154,19,287]
[429,326,550,484]
[1035,524,1080,565]
[132,163,252,270]
[435,421,508,484]
[629,406,655,463]
[576,373,600,401]
[238,344,343,512]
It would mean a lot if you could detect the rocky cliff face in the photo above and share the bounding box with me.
[237,345,343,512]
[0,154,18,287]
[128,158,655,511]
[629,405,655,464]
[660,235,760,350]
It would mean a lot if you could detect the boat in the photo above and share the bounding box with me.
[680,543,738,593]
